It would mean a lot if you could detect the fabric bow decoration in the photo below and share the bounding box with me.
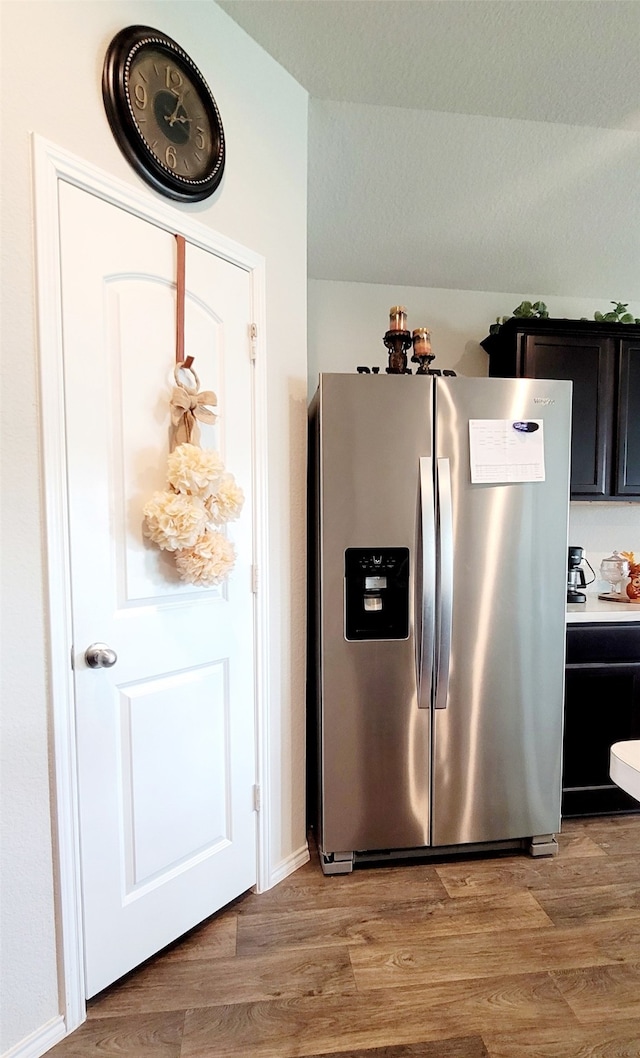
[170,363,218,447]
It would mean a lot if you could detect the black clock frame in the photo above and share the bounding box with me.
[102,25,225,202]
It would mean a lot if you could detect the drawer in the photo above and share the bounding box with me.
[567,622,640,665]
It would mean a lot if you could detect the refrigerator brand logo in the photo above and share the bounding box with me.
[533,397,555,405]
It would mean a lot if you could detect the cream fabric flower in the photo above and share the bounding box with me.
[175,530,236,586]
[167,443,224,498]
[143,491,206,551]
[205,473,245,526]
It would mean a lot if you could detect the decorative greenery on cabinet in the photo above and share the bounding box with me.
[490,300,640,334]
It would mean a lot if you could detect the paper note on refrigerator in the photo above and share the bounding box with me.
[468,419,545,483]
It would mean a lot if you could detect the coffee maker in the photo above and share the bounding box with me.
[567,545,593,603]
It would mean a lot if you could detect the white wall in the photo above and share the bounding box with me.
[307,278,628,395]
[0,1,307,1053]
[569,504,640,595]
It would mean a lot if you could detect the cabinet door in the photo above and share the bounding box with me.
[522,334,615,496]
[562,663,640,816]
[615,339,640,496]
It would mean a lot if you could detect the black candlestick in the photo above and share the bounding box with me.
[383,330,412,373]
[411,351,436,374]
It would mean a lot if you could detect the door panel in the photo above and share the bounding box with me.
[432,377,571,846]
[522,334,615,496]
[59,183,256,997]
[316,374,433,856]
[124,661,229,886]
[616,340,640,495]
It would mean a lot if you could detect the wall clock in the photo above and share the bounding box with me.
[103,25,225,202]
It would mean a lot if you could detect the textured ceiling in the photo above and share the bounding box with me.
[218,0,640,130]
[218,1,640,299]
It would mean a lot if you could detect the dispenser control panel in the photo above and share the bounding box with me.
[344,548,410,641]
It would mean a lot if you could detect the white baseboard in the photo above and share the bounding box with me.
[1,1016,66,1058]
[267,841,310,890]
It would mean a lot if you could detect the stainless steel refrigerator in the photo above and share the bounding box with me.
[309,372,572,874]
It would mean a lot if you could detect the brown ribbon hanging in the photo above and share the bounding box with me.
[175,234,193,371]
[171,235,218,447]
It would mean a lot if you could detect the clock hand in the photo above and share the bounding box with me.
[165,92,191,127]
[165,112,191,128]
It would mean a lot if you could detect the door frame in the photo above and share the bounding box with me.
[32,135,272,1032]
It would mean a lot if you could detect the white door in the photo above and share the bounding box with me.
[58,182,257,997]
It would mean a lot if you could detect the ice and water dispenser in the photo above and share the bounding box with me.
[344,548,410,641]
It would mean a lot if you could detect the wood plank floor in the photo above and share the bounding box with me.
[48,814,640,1057]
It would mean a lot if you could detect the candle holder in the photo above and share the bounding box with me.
[384,329,413,373]
[411,328,435,374]
[412,352,436,374]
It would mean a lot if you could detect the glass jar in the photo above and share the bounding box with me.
[600,551,630,594]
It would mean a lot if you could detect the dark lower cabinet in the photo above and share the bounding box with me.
[562,623,640,817]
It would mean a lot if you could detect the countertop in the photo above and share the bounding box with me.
[567,594,640,623]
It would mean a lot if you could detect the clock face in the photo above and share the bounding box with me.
[103,26,225,202]
[128,48,214,181]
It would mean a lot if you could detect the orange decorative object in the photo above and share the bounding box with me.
[623,553,640,600]
[627,562,640,601]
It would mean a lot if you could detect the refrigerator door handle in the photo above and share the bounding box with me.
[435,457,453,710]
[418,456,436,709]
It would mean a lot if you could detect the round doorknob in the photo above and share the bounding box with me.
[84,643,118,669]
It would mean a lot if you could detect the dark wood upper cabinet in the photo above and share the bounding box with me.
[617,338,640,496]
[482,318,640,501]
